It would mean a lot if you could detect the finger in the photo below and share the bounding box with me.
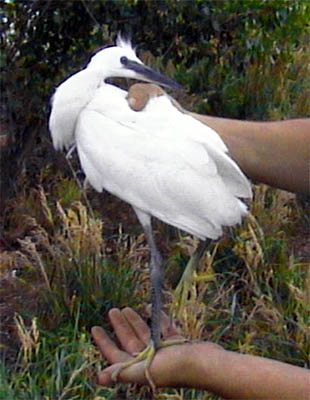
[97,368,114,387]
[161,311,182,339]
[108,308,145,354]
[122,307,150,345]
[97,360,147,387]
[128,83,165,111]
[146,304,182,339]
[91,326,130,364]
[97,338,190,388]
[138,83,165,96]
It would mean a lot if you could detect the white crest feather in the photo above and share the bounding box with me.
[116,33,135,53]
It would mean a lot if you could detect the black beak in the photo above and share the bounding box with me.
[124,59,182,90]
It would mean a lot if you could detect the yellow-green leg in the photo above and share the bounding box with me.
[173,239,210,317]
[111,339,157,390]
[111,337,188,392]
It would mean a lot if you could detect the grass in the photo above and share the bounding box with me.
[1,41,309,399]
[1,181,308,400]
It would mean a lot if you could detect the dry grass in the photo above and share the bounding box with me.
[0,178,308,399]
[1,38,309,399]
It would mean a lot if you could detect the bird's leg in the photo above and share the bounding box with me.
[65,144,77,159]
[141,219,188,390]
[146,225,163,351]
[111,210,163,391]
[111,210,186,393]
[136,211,167,390]
[173,239,211,317]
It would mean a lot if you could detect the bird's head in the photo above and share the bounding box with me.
[87,34,181,90]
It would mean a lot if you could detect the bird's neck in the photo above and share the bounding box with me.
[86,64,110,83]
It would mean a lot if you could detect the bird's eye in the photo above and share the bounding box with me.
[120,56,128,65]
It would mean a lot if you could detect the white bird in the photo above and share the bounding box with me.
[49,34,252,389]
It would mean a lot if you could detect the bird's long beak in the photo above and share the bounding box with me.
[125,60,182,90]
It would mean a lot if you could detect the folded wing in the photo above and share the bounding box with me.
[76,85,251,240]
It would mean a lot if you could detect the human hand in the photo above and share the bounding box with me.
[92,307,308,398]
[91,307,223,388]
[128,83,185,113]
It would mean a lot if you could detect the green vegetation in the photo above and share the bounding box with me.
[1,1,309,399]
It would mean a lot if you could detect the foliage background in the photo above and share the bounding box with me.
[0,1,309,399]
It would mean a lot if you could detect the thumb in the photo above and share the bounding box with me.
[97,361,148,386]
[128,83,165,111]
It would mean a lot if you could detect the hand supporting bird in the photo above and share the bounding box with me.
[128,83,310,195]
[92,308,309,399]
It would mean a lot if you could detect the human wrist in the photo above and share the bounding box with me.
[179,341,227,389]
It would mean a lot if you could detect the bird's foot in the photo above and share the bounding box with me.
[173,271,196,318]
[65,144,76,159]
[173,271,213,318]
[111,338,188,393]
[111,339,157,391]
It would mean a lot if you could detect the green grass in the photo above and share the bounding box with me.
[1,40,309,399]
[1,183,308,400]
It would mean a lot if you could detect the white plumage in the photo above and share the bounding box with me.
[49,35,252,385]
[49,37,251,239]
[75,84,251,240]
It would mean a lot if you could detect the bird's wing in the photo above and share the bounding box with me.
[144,96,252,199]
[49,69,104,150]
[88,86,251,198]
[76,85,250,240]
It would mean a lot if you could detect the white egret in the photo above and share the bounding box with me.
[49,35,252,390]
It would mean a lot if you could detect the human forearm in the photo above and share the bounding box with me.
[187,342,309,399]
[191,115,310,194]
[128,84,309,194]
[93,308,309,398]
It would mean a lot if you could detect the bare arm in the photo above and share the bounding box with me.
[128,84,310,195]
[189,342,309,399]
[192,115,310,195]
[92,308,309,399]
